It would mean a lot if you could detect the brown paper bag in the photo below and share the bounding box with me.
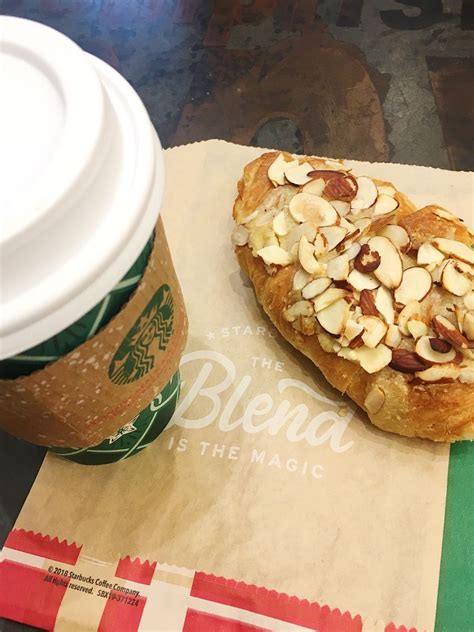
[3,141,473,631]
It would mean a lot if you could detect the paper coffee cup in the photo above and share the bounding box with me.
[0,18,188,454]
[50,371,180,465]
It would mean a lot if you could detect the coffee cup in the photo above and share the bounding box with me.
[0,17,188,464]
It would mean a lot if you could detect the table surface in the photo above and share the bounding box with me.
[1,1,473,630]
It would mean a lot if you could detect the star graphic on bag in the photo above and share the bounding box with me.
[108,420,138,444]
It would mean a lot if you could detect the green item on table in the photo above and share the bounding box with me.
[434,441,474,631]
[49,370,180,465]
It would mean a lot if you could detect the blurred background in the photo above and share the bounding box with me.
[1,0,473,170]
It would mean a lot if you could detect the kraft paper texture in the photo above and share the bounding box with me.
[0,218,188,447]
[13,141,474,630]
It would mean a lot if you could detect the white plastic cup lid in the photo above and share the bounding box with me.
[0,17,164,359]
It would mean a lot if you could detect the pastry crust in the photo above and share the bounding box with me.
[233,152,474,442]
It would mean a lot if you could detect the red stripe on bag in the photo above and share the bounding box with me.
[98,590,146,632]
[385,625,418,632]
[191,573,362,632]
[115,556,157,585]
[183,609,270,632]
[4,529,81,564]
[0,560,69,630]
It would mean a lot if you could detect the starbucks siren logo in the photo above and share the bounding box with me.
[109,284,174,385]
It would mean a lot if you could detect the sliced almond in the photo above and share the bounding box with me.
[377,184,396,196]
[293,268,311,291]
[323,173,358,202]
[375,286,395,324]
[430,338,453,353]
[331,200,351,216]
[385,324,402,348]
[339,216,356,231]
[359,315,388,348]
[344,242,362,261]
[347,269,380,291]
[359,289,378,316]
[302,178,326,196]
[268,153,290,186]
[316,298,350,335]
[364,386,385,414]
[255,207,280,226]
[465,291,474,310]
[430,259,450,284]
[459,366,474,384]
[313,232,327,258]
[351,176,378,211]
[286,222,317,251]
[354,344,392,374]
[368,236,403,289]
[415,335,456,364]
[299,235,321,274]
[231,224,249,246]
[407,319,428,339]
[344,319,364,342]
[326,253,350,281]
[306,168,342,179]
[463,312,474,340]
[415,364,460,382]
[390,349,428,373]
[313,287,348,313]
[334,280,355,293]
[417,242,445,266]
[273,211,289,236]
[453,305,465,334]
[380,224,410,252]
[289,193,339,226]
[455,260,474,276]
[336,229,360,255]
[283,300,314,322]
[319,226,348,251]
[257,245,291,266]
[354,244,381,274]
[285,161,314,186]
[432,314,468,349]
[289,242,299,262]
[373,194,399,216]
[353,217,371,235]
[264,234,279,249]
[394,267,433,305]
[433,208,462,223]
[433,238,474,265]
[397,300,422,336]
[302,277,332,299]
[441,260,471,296]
